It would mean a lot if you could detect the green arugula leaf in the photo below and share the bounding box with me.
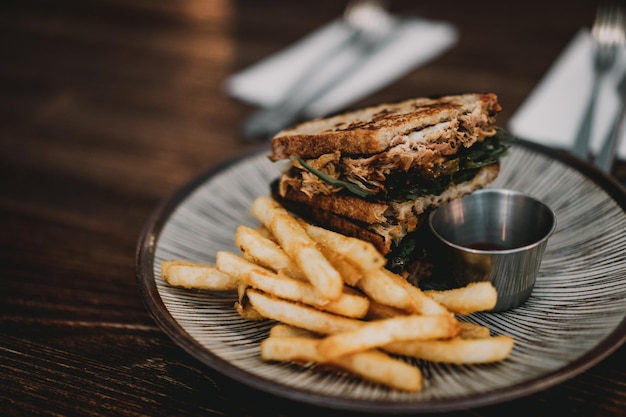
[291,156,375,198]
[291,131,512,200]
[387,238,416,272]
[388,135,510,201]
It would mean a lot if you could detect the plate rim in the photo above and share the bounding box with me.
[135,139,626,413]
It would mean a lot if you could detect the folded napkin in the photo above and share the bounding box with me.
[509,29,626,159]
[226,16,458,118]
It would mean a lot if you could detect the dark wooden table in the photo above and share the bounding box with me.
[2,0,625,416]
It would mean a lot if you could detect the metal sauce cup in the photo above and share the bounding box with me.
[428,189,557,312]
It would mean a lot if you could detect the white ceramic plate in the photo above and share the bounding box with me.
[136,140,626,413]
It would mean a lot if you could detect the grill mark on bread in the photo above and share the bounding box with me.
[269,93,500,161]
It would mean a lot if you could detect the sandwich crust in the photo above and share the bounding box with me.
[274,196,389,255]
[269,93,501,161]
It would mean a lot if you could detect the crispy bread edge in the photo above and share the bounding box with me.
[271,181,391,254]
[269,93,500,161]
[278,186,390,224]
[271,162,501,255]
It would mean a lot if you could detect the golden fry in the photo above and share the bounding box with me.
[269,324,320,339]
[383,335,514,364]
[365,301,408,320]
[458,321,491,339]
[216,252,369,318]
[318,244,363,286]
[261,336,422,392]
[251,196,343,300]
[234,282,263,320]
[424,282,497,315]
[298,219,386,272]
[356,268,416,312]
[246,289,362,335]
[235,225,306,280]
[382,269,449,315]
[317,314,460,360]
[255,225,276,241]
[161,260,239,290]
[234,301,265,321]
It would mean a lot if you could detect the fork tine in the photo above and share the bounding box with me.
[571,2,624,158]
[595,5,626,172]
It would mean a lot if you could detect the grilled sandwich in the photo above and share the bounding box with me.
[269,93,509,279]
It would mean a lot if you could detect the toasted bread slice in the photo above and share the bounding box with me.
[273,164,500,254]
[269,93,501,161]
[274,195,390,255]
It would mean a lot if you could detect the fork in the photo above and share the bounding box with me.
[241,0,393,140]
[596,68,626,173]
[572,2,625,159]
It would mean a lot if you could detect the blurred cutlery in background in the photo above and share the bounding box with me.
[509,29,626,161]
[227,2,458,141]
[596,68,626,172]
[227,19,356,109]
[572,2,625,159]
[241,0,394,140]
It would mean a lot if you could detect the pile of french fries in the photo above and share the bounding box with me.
[161,196,514,392]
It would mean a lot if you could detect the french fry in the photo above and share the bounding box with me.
[235,225,306,281]
[317,314,460,360]
[365,301,408,320]
[276,270,370,318]
[424,282,498,315]
[458,321,491,339]
[382,269,449,315]
[161,260,239,290]
[356,268,417,312]
[235,301,265,320]
[269,324,320,338]
[216,251,369,318]
[357,267,447,315]
[383,335,514,364]
[246,289,363,335]
[364,290,493,335]
[260,336,422,392]
[255,225,276,241]
[318,244,363,286]
[251,196,343,300]
[237,282,248,304]
[298,219,386,272]
[234,282,264,320]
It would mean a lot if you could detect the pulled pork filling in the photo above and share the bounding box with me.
[279,110,501,200]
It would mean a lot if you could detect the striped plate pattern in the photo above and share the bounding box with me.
[140,141,626,413]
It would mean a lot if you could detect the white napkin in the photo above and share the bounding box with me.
[508,29,626,159]
[226,16,458,118]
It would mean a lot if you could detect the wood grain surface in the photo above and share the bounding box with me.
[1,0,625,416]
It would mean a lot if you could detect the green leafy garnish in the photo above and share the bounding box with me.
[387,238,417,272]
[386,134,511,201]
[291,156,375,198]
[462,133,511,169]
[291,130,512,200]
